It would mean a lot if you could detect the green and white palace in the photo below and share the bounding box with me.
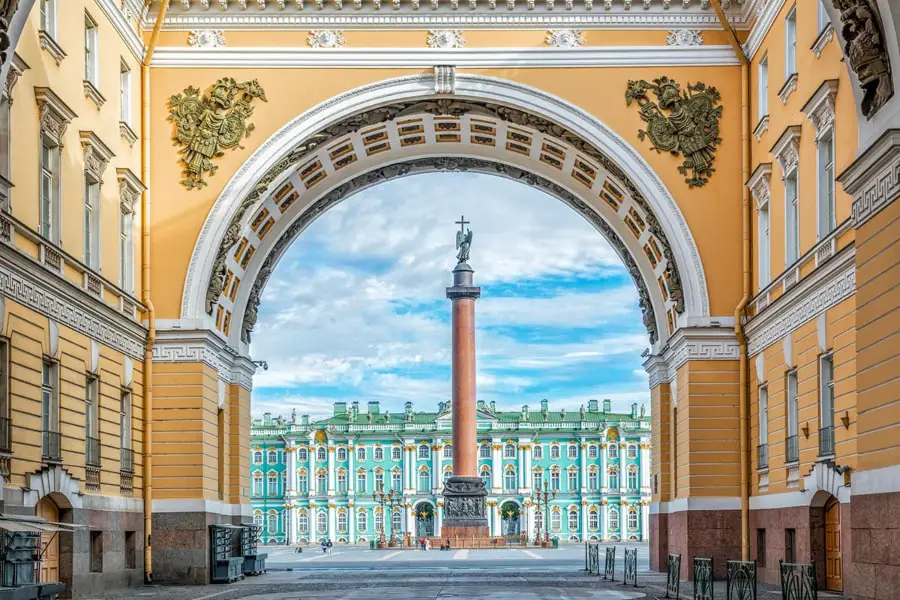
[250,399,651,545]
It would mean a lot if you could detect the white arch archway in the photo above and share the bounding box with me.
[180,74,711,353]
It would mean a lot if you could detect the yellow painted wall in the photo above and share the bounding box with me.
[227,383,251,504]
[650,382,672,504]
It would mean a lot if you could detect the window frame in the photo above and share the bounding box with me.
[119,60,132,125]
[40,0,57,39]
[757,197,771,287]
[40,138,60,243]
[504,443,516,459]
[819,353,835,429]
[759,384,769,445]
[84,13,99,88]
[785,5,797,78]
[816,130,836,240]
[784,171,800,266]
[758,54,769,120]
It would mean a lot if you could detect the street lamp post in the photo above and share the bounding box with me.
[534,475,556,546]
[372,484,403,545]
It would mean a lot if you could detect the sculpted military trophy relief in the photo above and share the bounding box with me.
[168,77,267,190]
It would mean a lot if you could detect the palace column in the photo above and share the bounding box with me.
[327,441,336,494]
[523,442,533,491]
[579,440,588,493]
[328,503,336,540]
[581,501,589,541]
[639,440,651,493]
[435,499,444,535]
[432,440,443,491]
[349,502,356,543]
[348,443,355,496]
[600,502,609,540]
[307,435,316,496]
[599,441,608,495]
[403,439,414,493]
[490,501,501,536]
[525,502,535,542]
[491,438,502,493]
[442,252,489,539]
[641,501,649,541]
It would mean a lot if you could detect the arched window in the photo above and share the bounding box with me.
[252,473,263,496]
[357,446,366,461]
[317,511,327,534]
[443,469,451,483]
[317,471,327,494]
[316,447,326,461]
[268,512,278,533]
[297,470,308,493]
[533,469,544,490]
[418,468,430,491]
[391,446,402,461]
[337,511,347,532]
[588,467,598,491]
[504,467,516,491]
[504,443,516,458]
[480,466,491,488]
[418,444,430,459]
[609,468,619,490]
[551,510,561,531]
[267,473,278,496]
[588,508,599,530]
[608,444,618,459]
[627,444,638,459]
[550,445,560,460]
[337,469,347,493]
[628,506,639,530]
[374,469,384,490]
[568,509,578,531]
[627,465,638,489]
[253,512,263,528]
[480,444,490,458]
[392,510,402,533]
[374,510,384,533]
[550,469,560,490]
[443,444,453,458]
[267,450,277,464]
[374,446,384,461]
[356,470,367,493]
[357,510,367,532]
[609,508,619,531]
[533,445,543,460]
[337,446,347,461]
[534,510,543,534]
[588,445,598,459]
[253,451,263,465]
[297,447,308,461]
[567,469,578,491]
[567,444,578,459]
[298,511,308,533]
[391,469,402,491]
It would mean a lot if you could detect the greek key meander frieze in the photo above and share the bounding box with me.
[152,340,255,390]
[204,99,686,347]
[850,146,900,227]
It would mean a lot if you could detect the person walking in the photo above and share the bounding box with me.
[326,539,333,554]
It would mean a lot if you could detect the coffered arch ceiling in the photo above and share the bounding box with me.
[181,74,711,354]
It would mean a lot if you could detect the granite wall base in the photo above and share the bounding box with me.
[845,491,900,600]
[152,511,245,585]
[654,508,741,580]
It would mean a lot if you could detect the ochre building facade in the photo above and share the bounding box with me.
[0,0,897,598]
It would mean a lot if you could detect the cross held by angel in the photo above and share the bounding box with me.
[455,215,473,264]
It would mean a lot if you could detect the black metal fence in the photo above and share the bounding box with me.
[757,443,768,469]
[121,447,134,472]
[779,561,817,600]
[42,430,61,462]
[665,553,682,598]
[785,434,799,463]
[86,436,101,467]
[0,416,11,453]
[622,547,638,587]
[727,560,757,600]
[818,426,834,456]
[693,557,713,600]
[603,546,616,580]
[584,542,600,575]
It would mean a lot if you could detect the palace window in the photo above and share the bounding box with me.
[357,446,366,461]
[758,54,769,120]
[588,468,598,491]
[268,512,278,534]
[84,14,99,88]
[785,5,797,77]
[568,510,578,531]
[375,510,383,533]
[820,354,835,452]
[374,446,384,461]
[627,444,638,459]
[567,470,578,491]
[268,450,277,464]
[627,465,638,490]
[785,168,800,267]
[504,468,516,491]
[533,445,543,460]
[83,375,99,464]
[375,470,384,490]
[280,472,286,494]
[609,469,619,490]
[550,470,560,491]
[443,444,452,459]
[252,473,262,496]
[609,508,619,531]
[443,470,451,484]
[337,446,347,462]
[337,511,347,533]
[480,444,490,458]
[567,444,577,459]
[316,447,326,462]
[418,469,430,492]
[550,510,561,532]
[817,130,836,239]
[297,447,308,461]
[588,508,599,530]
[609,443,618,459]
[392,510,402,533]
[391,469,402,490]
[40,140,59,242]
[418,445,430,459]
[298,470,308,493]
[587,445,598,459]
[119,205,134,290]
[253,512,263,528]
[298,512,308,534]
[317,472,327,494]
[759,385,769,446]
[357,510,367,533]
[480,466,491,488]
[533,469,543,489]
[317,511,327,534]
[504,444,516,458]
[817,0,830,33]
[786,370,799,462]
[758,194,771,286]
[628,507,639,530]
[40,0,57,38]
[40,360,59,458]
[391,446,401,461]
[267,473,278,496]
[0,93,8,207]
[550,445,560,460]
[120,60,131,125]
[357,471,367,493]
[337,470,347,493]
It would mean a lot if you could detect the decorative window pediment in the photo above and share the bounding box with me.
[80,131,115,183]
[39,30,67,66]
[34,87,77,147]
[117,168,144,213]
[3,54,29,102]
[770,125,802,179]
[801,79,839,142]
[748,163,773,210]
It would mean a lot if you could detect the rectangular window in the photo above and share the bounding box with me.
[0,340,8,453]
[40,141,59,242]
[120,209,133,290]
[84,178,100,269]
[41,361,58,435]
[217,408,225,499]
[85,376,99,466]
[817,132,836,239]
[817,0,830,33]
[759,385,769,444]
[120,61,132,125]
[785,528,796,563]
[787,371,799,438]
[391,471,401,491]
[758,55,769,120]
[785,173,799,266]
[819,354,835,456]
[40,0,57,38]
[785,6,797,77]
[120,390,132,451]
[85,14,99,87]
[0,94,10,205]
[757,529,766,567]
[124,531,136,570]
[90,531,103,573]
[758,202,770,286]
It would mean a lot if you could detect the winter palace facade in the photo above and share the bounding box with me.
[250,399,651,545]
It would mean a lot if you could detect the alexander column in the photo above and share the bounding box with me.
[442,216,490,539]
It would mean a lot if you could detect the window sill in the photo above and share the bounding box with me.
[779,73,799,104]
[39,31,67,65]
[811,27,834,59]
[120,121,138,146]
[753,115,770,141]
[84,80,106,110]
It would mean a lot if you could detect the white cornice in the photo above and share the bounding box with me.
[661,326,740,373]
[153,327,258,390]
[151,44,740,68]
[839,129,900,227]
[742,0,786,61]
[94,0,146,62]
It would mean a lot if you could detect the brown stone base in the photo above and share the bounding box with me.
[440,524,490,539]
[749,504,834,589]
[152,510,245,585]
[650,511,668,573]
[846,490,900,600]
[651,507,741,580]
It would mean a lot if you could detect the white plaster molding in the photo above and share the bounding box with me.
[801,79,839,142]
[117,167,145,213]
[816,313,826,353]
[778,72,798,105]
[852,463,900,496]
[307,30,345,48]
[124,356,134,387]
[546,29,584,48]
[642,353,670,388]
[427,30,465,49]
[89,339,99,374]
[152,498,253,517]
[153,328,257,390]
[839,129,900,227]
[80,131,116,182]
[770,125,801,178]
[660,326,740,373]
[433,65,455,94]
[751,462,851,508]
[811,26,834,59]
[26,466,83,510]
[742,0,786,60]
[747,162,772,209]
[150,45,741,68]
[666,29,703,46]
[188,30,227,48]
[782,333,792,367]
[181,74,710,348]
[649,496,741,514]
[95,0,145,61]
[752,114,769,141]
[48,320,59,358]
[746,245,855,356]
[754,352,764,381]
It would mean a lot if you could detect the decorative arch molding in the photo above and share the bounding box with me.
[25,465,83,510]
[181,74,710,351]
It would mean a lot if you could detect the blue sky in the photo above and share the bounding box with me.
[249,172,651,420]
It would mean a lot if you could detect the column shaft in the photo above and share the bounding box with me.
[451,297,477,477]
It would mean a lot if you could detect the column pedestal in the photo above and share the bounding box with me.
[441,476,489,538]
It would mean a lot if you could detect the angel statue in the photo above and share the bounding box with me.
[168,77,267,190]
[625,76,723,188]
[455,215,473,264]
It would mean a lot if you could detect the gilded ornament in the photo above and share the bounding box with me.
[167,77,267,190]
[625,76,723,188]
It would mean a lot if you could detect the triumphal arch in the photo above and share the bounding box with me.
[0,0,898,597]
